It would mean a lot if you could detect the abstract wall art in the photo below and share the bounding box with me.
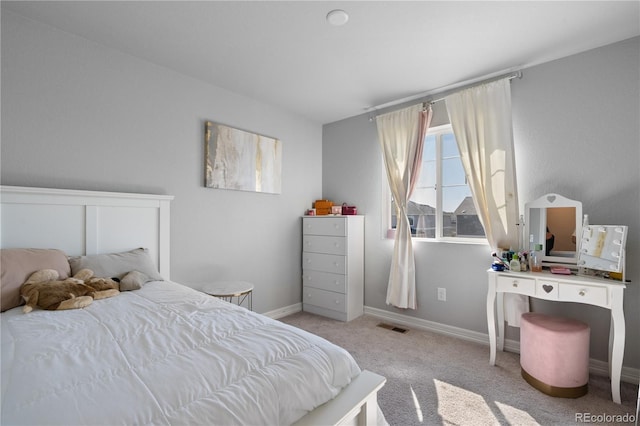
[205,121,282,194]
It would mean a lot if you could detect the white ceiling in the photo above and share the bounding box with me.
[4,1,640,124]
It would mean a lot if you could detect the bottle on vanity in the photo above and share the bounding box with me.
[510,253,521,272]
[520,252,528,272]
[529,244,543,272]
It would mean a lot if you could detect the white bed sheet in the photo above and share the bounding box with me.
[1,281,361,425]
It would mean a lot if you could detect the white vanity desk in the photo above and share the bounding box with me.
[487,269,626,404]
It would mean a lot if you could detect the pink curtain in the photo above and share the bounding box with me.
[409,107,433,198]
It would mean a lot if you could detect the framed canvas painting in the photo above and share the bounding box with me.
[205,121,282,194]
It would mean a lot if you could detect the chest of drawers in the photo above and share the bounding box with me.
[302,216,364,321]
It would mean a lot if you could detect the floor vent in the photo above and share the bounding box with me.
[377,323,409,334]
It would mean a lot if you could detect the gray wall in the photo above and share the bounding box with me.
[323,37,640,370]
[1,11,322,313]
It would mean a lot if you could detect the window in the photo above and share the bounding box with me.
[386,124,486,241]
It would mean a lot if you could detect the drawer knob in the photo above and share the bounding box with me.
[512,281,518,288]
[335,300,340,304]
[579,290,586,296]
[542,284,554,293]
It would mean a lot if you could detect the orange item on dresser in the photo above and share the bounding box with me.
[314,199,333,215]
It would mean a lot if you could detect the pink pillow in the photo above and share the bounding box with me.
[1,248,71,312]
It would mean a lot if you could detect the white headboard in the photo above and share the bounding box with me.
[0,186,174,279]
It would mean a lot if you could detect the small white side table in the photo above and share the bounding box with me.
[201,281,254,310]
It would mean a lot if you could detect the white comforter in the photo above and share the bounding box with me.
[1,281,361,425]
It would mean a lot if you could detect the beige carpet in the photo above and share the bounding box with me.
[280,312,638,426]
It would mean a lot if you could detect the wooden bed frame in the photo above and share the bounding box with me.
[0,185,386,426]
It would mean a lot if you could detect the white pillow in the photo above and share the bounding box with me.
[68,248,163,281]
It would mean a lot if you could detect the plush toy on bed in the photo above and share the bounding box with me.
[20,268,120,313]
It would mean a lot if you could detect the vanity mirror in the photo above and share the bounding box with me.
[578,225,627,277]
[524,193,582,266]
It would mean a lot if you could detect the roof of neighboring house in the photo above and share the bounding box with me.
[453,197,477,215]
[406,201,435,216]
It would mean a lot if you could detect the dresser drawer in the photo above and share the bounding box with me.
[302,252,346,274]
[496,275,535,296]
[303,286,346,313]
[303,217,346,236]
[303,235,346,255]
[303,270,346,293]
[559,283,608,306]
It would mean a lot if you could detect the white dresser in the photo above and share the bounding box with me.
[302,215,364,321]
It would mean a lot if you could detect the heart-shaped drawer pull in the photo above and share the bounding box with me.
[542,284,554,293]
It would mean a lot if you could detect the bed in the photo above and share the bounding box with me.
[0,185,386,426]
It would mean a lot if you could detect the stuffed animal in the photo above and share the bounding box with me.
[21,268,120,313]
[82,271,121,299]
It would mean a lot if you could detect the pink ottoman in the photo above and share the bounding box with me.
[520,312,590,398]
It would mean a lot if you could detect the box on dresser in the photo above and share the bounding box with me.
[313,200,333,216]
[341,204,357,215]
[302,216,364,321]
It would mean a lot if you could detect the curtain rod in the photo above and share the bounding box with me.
[367,70,523,118]
[428,71,522,105]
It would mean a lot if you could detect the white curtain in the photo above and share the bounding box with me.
[376,104,432,309]
[445,78,527,325]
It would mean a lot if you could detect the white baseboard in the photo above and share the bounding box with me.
[263,302,302,320]
[364,306,639,385]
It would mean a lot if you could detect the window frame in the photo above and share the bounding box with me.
[381,123,488,245]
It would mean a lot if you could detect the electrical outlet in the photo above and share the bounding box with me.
[437,288,446,301]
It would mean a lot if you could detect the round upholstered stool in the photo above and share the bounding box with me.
[520,312,590,398]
